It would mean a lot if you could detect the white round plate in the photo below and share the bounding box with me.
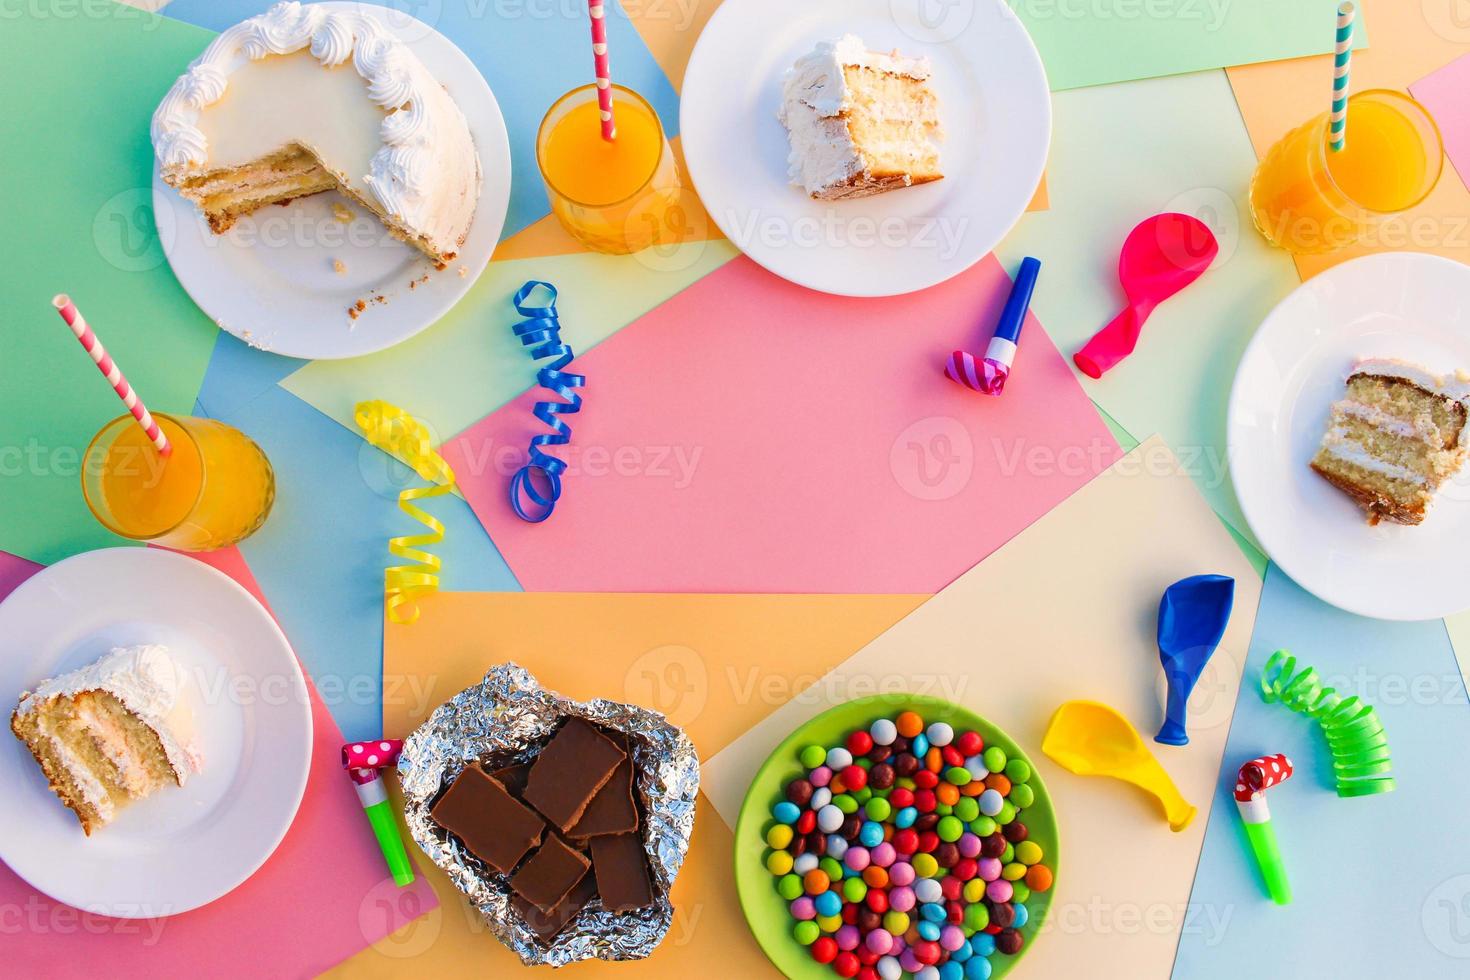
[679,0,1050,297]
[0,548,312,916]
[154,1,511,360]
[1229,252,1470,621]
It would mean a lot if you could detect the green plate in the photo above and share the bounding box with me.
[734,694,1059,979]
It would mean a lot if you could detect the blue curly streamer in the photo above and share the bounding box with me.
[508,281,584,522]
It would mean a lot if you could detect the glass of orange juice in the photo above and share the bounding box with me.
[536,84,681,254]
[1249,89,1443,254]
[82,413,275,551]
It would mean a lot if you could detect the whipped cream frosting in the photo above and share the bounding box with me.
[17,645,202,780]
[777,34,937,197]
[151,1,479,255]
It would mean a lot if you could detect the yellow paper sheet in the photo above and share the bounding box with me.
[1227,0,1470,280]
[332,592,925,977]
[704,436,1264,980]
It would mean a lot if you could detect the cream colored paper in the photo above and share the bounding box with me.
[704,436,1263,979]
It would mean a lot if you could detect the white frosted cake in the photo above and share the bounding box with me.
[777,35,943,201]
[151,1,480,264]
[1310,358,1470,525]
[11,646,201,835]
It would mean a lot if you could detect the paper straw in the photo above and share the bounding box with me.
[1329,2,1355,153]
[52,294,171,457]
[587,0,616,140]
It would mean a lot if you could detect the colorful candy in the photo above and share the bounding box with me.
[764,710,1054,978]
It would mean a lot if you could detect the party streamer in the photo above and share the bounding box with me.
[1260,649,1394,798]
[354,400,457,624]
[508,281,585,523]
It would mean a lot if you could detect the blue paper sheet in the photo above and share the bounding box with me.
[201,384,521,739]
[1176,565,1470,976]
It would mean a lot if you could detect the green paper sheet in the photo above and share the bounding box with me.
[282,240,739,440]
[1018,0,1366,91]
[996,69,1300,559]
[0,7,219,564]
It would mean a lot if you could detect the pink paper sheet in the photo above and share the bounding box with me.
[2,547,437,978]
[446,255,1120,592]
[1411,54,1470,189]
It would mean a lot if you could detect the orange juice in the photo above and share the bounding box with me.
[536,84,680,253]
[1249,90,1443,254]
[83,414,275,551]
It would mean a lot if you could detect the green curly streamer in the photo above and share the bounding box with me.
[1260,650,1395,798]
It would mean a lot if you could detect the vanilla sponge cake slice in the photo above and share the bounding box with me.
[1310,359,1470,526]
[778,35,943,201]
[11,646,201,835]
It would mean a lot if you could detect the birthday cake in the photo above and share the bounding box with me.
[1310,358,1470,525]
[10,645,201,835]
[151,1,480,264]
[777,35,943,201]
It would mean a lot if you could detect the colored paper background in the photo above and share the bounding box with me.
[1225,0,1470,281]
[1411,53,1470,190]
[704,437,1265,979]
[338,591,927,977]
[1175,566,1470,976]
[0,546,438,977]
[0,9,220,565]
[445,254,1121,593]
[995,68,1299,562]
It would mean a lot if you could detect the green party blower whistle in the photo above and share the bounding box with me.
[1233,753,1294,904]
[343,740,415,887]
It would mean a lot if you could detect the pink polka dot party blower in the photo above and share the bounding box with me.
[1234,753,1293,905]
[944,257,1040,396]
[343,739,414,887]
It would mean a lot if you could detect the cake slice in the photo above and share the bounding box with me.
[778,35,943,201]
[1310,358,1470,525]
[11,646,201,835]
[151,1,480,264]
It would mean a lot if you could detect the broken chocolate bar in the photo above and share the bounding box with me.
[591,832,655,912]
[430,766,545,874]
[513,869,598,942]
[569,755,640,839]
[523,718,627,831]
[511,834,593,913]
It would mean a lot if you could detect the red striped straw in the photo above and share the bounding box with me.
[52,294,171,457]
[587,0,616,140]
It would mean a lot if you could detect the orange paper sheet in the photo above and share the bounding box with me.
[331,593,926,977]
[1227,0,1470,280]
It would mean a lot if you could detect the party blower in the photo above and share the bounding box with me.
[1042,700,1197,831]
[343,739,415,887]
[1234,753,1294,905]
[1155,574,1235,746]
[1073,213,1218,379]
[944,256,1041,396]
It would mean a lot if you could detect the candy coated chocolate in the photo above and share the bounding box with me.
[787,778,815,806]
[513,869,598,942]
[430,766,545,874]
[569,755,640,839]
[511,834,592,913]
[591,832,655,912]
[523,718,627,831]
[1003,820,1028,843]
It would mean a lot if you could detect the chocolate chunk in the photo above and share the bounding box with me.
[430,766,545,874]
[590,832,654,912]
[523,718,627,831]
[490,762,532,797]
[569,756,640,839]
[513,869,598,941]
[510,834,592,912]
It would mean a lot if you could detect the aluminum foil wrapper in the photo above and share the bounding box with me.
[399,663,700,966]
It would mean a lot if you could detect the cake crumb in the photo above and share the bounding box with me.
[458,266,468,278]
[332,202,355,223]
[333,258,347,275]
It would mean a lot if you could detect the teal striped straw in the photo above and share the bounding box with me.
[1329,1,1356,152]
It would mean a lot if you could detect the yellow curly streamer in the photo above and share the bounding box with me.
[354,401,457,625]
